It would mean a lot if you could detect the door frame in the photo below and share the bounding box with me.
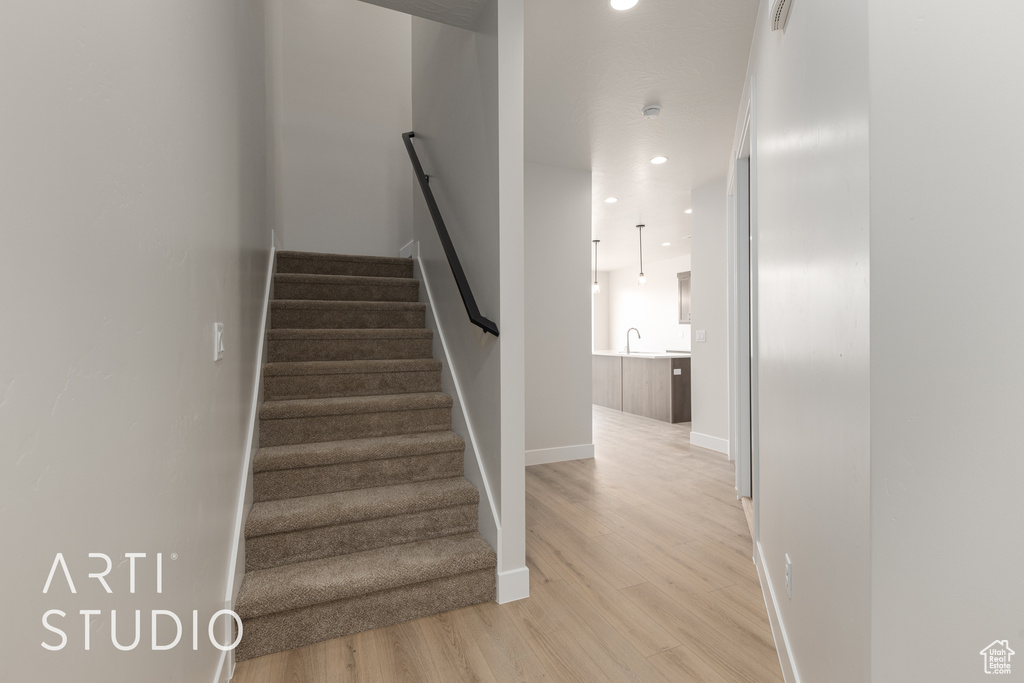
[728,79,759,548]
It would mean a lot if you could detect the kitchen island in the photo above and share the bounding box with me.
[592,351,691,423]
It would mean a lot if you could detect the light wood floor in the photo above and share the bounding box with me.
[232,405,783,682]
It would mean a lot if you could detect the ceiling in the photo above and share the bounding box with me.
[359,0,488,30]
[525,0,759,272]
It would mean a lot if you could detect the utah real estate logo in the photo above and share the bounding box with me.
[980,640,1014,675]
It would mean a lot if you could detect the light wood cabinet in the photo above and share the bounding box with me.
[593,354,690,423]
[592,355,622,410]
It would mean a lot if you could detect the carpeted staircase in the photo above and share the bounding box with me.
[234,250,496,661]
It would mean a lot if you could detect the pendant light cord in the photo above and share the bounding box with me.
[637,224,644,276]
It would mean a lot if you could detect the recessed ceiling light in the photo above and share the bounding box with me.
[610,0,639,10]
[605,197,618,203]
[661,242,671,247]
[651,156,668,165]
[684,208,693,214]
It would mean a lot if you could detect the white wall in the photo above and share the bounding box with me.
[867,3,1024,680]
[269,0,412,256]
[0,1,270,681]
[690,178,730,448]
[739,0,872,681]
[525,162,593,458]
[741,2,1024,680]
[411,0,527,601]
[592,271,611,351]
[607,255,692,354]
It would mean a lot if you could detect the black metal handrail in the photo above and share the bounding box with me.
[402,131,499,337]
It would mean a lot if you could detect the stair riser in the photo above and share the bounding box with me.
[245,505,478,571]
[259,408,452,447]
[272,307,425,330]
[277,256,413,279]
[268,338,433,362]
[264,371,441,401]
[275,281,419,303]
[254,451,464,502]
[235,568,495,661]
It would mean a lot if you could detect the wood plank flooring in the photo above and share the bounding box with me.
[232,405,783,682]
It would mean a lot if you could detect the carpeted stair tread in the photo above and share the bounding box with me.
[260,392,451,420]
[252,451,465,503]
[262,358,442,400]
[271,300,425,330]
[268,328,433,341]
[245,477,478,538]
[234,569,494,661]
[254,431,465,473]
[244,504,478,571]
[276,250,413,279]
[271,300,425,312]
[277,250,412,267]
[267,328,435,362]
[275,273,417,286]
[235,532,495,619]
[263,358,440,377]
[274,273,420,303]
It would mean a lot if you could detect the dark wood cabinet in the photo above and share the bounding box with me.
[671,357,691,423]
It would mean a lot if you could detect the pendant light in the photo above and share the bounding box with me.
[636,224,646,286]
[592,240,601,294]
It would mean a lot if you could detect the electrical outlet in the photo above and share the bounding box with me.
[785,554,792,598]
[214,323,225,362]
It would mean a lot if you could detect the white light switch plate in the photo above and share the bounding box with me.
[696,330,707,343]
[214,323,225,361]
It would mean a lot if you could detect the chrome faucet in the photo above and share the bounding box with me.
[626,328,641,354]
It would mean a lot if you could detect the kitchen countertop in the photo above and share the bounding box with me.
[593,350,691,359]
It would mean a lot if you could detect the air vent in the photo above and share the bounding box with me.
[770,0,792,31]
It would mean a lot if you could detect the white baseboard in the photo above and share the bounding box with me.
[214,648,230,683]
[526,443,594,466]
[496,565,530,603]
[690,431,729,455]
[218,230,276,683]
[756,541,800,683]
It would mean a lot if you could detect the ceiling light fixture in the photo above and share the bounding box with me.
[605,197,618,204]
[651,156,668,165]
[636,224,646,286]
[661,242,671,247]
[684,208,693,214]
[592,240,601,294]
[642,105,661,119]
[610,0,639,10]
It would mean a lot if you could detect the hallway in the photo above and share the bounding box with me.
[233,406,782,682]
